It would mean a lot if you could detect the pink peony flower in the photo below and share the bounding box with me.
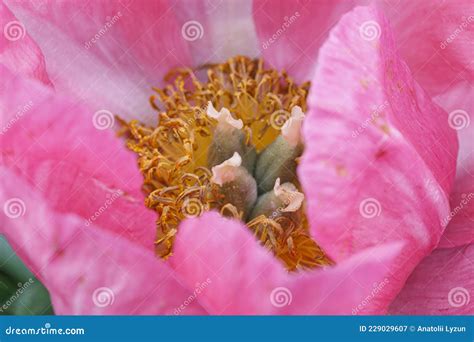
[0,0,472,315]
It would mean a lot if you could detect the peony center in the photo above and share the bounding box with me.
[120,56,331,271]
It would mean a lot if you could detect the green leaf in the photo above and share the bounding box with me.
[0,236,54,315]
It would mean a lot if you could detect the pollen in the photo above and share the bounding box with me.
[119,56,332,271]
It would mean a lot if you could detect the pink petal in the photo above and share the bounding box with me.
[380,0,473,97]
[298,5,458,284]
[390,243,474,314]
[172,0,259,65]
[252,0,356,82]
[4,0,193,120]
[435,83,474,248]
[439,153,474,248]
[0,2,50,84]
[0,167,207,315]
[0,64,155,249]
[170,211,405,314]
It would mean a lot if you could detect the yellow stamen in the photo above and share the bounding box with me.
[119,56,331,270]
